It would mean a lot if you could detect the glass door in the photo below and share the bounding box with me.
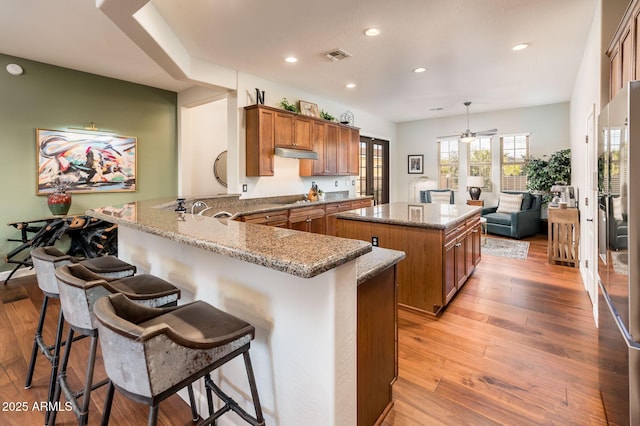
[356,136,389,205]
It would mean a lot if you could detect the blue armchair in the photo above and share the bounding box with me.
[481,191,542,239]
[420,189,455,204]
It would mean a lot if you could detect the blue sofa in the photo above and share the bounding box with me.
[481,191,542,239]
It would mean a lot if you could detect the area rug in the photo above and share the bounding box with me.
[611,251,629,275]
[482,237,530,261]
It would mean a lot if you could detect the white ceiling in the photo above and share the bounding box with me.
[0,0,597,123]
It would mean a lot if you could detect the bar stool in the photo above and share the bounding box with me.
[25,246,136,422]
[48,263,182,425]
[94,292,265,426]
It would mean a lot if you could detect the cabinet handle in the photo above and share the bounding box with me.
[472,229,478,233]
[265,215,271,219]
[306,218,312,222]
[455,243,462,247]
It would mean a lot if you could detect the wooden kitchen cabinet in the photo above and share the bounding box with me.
[336,210,481,315]
[338,127,350,175]
[607,0,640,99]
[325,200,355,236]
[246,105,275,176]
[294,115,313,150]
[247,105,359,177]
[237,209,289,228]
[347,127,360,175]
[288,205,326,234]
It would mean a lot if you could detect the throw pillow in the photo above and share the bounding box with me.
[613,196,624,221]
[496,192,523,213]
[430,191,451,204]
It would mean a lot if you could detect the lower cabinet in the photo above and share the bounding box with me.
[288,205,326,234]
[337,211,481,315]
[357,265,397,426]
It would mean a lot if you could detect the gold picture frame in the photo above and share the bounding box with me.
[299,100,319,118]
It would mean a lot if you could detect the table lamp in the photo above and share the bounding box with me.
[467,176,485,200]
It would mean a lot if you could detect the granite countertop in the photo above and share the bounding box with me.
[88,196,381,279]
[336,202,482,230]
[356,247,405,285]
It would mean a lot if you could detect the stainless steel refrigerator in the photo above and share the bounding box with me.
[598,80,640,426]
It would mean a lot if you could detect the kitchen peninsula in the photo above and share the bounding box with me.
[336,202,482,316]
[87,195,404,426]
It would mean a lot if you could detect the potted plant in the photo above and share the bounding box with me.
[279,98,298,113]
[319,110,335,121]
[524,148,571,218]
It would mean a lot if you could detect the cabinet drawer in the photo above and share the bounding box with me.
[326,201,353,214]
[240,209,289,225]
[288,205,325,221]
[445,222,466,244]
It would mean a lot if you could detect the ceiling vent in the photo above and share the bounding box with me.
[324,49,352,62]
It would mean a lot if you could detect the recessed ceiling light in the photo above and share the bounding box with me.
[284,56,298,63]
[365,28,380,37]
[512,43,529,51]
[345,83,356,89]
[413,67,427,73]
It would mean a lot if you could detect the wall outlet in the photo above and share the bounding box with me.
[351,180,355,186]
[372,236,378,246]
[242,184,248,192]
[335,180,339,187]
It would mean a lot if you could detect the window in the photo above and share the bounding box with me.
[438,140,459,190]
[467,137,492,192]
[501,134,529,191]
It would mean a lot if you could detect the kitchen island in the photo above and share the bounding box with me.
[336,202,482,316]
[88,197,404,426]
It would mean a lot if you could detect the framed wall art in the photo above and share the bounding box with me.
[298,100,319,118]
[36,128,137,195]
[408,154,423,174]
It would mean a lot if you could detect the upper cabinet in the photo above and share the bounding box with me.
[608,0,640,99]
[246,104,359,177]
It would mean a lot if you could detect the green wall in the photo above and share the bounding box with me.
[0,53,178,273]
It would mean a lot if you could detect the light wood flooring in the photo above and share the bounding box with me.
[0,234,605,425]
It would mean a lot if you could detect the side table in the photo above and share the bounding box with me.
[548,207,580,267]
[467,200,484,207]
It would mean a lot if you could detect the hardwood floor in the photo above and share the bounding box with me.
[384,235,606,425]
[0,234,605,425]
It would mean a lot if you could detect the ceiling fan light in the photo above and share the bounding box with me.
[460,136,475,143]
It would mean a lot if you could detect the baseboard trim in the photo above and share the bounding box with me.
[0,268,35,282]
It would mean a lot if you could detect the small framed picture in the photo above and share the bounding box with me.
[408,204,424,222]
[299,100,319,118]
[408,154,423,174]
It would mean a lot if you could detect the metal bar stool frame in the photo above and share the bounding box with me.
[94,293,265,426]
[25,246,136,424]
[48,263,183,425]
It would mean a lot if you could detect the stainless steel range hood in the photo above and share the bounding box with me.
[275,147,319,160]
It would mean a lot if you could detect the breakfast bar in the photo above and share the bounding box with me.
[88,197,404,426]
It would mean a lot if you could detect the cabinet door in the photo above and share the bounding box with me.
[348,127,360,175]
[455,236,466,289]
[621,25,633,89]
[443,238,457,304]
[295,116,313,149]
[338,127,350,175]
[610,46,621,99]
[325,201,353,236]
[246,106,274,176]
[471,223,482,267]
[325,124,339,175]
[274,111,296,148]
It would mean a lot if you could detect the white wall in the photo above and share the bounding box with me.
[396,103,570,206]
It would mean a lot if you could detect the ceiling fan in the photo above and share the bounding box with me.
[438,101,497,143]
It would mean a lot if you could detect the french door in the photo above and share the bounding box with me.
[356,136,389,205]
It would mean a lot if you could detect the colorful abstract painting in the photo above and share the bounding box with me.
[37,129,137,194]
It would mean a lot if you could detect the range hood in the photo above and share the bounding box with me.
[275,147,319,160]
